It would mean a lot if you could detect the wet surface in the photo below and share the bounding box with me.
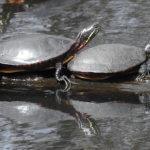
[0,75,150,150]
[0,0,150,149]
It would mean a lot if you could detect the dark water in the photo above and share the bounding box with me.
[0,0,150,149]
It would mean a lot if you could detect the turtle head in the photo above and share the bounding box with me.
[145,44,150,58]
[63,23,99,64]
[75,22,100,51]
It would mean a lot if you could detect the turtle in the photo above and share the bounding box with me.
[0,23,99,89]
[67,43,150,80]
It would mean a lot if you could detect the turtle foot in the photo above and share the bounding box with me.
[136,74,146,81]
[56,75,71,92]
[62,75,71,92]
[136,73,150,82]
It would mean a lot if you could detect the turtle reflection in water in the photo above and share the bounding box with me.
[56,90,100,136]
[68,43,150,80]
[0,23,99,90]
[0,88,100,136]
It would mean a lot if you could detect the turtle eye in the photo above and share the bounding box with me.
[93,22,99,29]
[76,23,100,41]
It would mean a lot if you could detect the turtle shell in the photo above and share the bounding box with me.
[68,44,146,79]
[0,33,73,71]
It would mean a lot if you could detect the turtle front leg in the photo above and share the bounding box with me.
[137,44,150,81]
[55,62,71,91]
[136,63,147,81]
[136,61,150,81]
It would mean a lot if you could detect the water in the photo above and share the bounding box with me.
[0,81,150,150]
[0,0,150,149]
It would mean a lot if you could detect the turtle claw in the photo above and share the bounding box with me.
[136,74,146,81]
[63,75,71,92]
[136,72,150,81]
[56,74,71,92]
[62,76,77,91]
[70,80,78,85]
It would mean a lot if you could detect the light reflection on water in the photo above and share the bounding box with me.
[0,0,150,149]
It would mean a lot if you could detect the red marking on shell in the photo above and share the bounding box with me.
[114,71,118,74]
[81,72,89,75]
[122,70,126,73]
[28,64,31,67]
[122,100,126,103]
[39,61,42,65]
[39,103,42,107]
[130,67,133,70]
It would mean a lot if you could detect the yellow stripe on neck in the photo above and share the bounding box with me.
[63,55,74,64]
